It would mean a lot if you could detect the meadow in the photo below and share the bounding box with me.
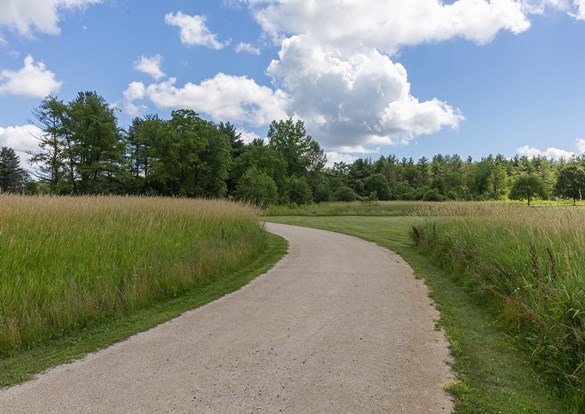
[412,203,585,400]
[0,195,272,355]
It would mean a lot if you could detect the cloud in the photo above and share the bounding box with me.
[0,124,43,170]
[0,55,62,98]
[165,12,230,49]
[516,145,576,160]
[125,74,288,127]
[325,152,358,167]
[238,129,262,144]
[134,55,165,80]
[249,0,533,54]
[267,37,463,150]
[573,0,585,19]
[577,138,585,153]
[0,0,102,40]
[122,81,147,116]
[235,42,261,55]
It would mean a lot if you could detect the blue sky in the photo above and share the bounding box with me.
[1,0,584,168]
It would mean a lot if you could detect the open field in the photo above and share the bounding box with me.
[0,195,275,356]
[268,205,577,413]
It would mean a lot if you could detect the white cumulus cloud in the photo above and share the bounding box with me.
[122,81,147,116]
[235,42,261,55]
[127,74,288,127]
[573,0,585,19]
[326,151,358,167]
[249,0,533,53]
[0,0,102,41]
[0,55,62,98]
[134,55,165,80]
[267,37,463,150]
[165,12,230,49]
[517,145,576,160]
[0,124,43,170]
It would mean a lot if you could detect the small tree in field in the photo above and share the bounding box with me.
[509,174,547,206]
[554,164,585,205]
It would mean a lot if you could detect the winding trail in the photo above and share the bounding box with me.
[0,223,453,413]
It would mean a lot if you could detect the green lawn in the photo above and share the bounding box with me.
[266,216,570,414]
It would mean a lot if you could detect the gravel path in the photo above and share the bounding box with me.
[0,223,453,413]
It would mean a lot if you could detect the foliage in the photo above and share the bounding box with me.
[555,164,585,205]
[0,147,28,193]
[18,89,585,206]
[236,166,279,207]
[267,118,326,177]
[509,174,547,205]
[284,175,313,205]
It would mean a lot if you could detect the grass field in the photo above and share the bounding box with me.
[412,203,585,407]
[0,195,277,356]
[268,203,578,413]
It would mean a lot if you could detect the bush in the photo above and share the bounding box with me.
[285,176,313,205]
[332,185,358,202]
[423,188,443,201]
[236,166,279,207]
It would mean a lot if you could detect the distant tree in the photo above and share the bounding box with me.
[30,96,68,192]
[66,91,127,194]
[126,114,165,192]
[148,110,231,198]
[218,122,245,159]
[230,145,287,199]
[284,176,313,205]
[236,166,278,207]
[554,164,585,205]
[364,173,392,200]
[0,147,28,193]
[267,118,326,177]
[509,174,547,206]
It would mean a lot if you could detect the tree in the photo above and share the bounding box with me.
[126,114,166,193]
[218,122,245,159]
[148,110,230,198]
[554,164,585,205]
[364,173,392,200]
[235,166,278,207]
[66,91,127,194]
[284,176,313,205]
[509,174,546,206]
[267,118,326,177]
[0,147,28,193]
[30,96,68,192]
[230,146,287,199]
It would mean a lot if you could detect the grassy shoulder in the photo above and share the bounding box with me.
[266,216,569,414]
[0,225,287,388]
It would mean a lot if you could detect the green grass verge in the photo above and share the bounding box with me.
[266,216,570,414]
[0,231,287,388]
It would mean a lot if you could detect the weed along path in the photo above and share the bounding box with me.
[0,223,453,413]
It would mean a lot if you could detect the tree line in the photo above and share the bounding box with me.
[2,90,585,205]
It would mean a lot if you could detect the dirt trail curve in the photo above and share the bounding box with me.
[0,223,453,414]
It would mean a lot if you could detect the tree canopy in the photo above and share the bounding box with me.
[0,89,579,206]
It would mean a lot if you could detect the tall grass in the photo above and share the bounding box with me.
[266,200,438,216]
[0,195,267,354]
[412,203,585,400]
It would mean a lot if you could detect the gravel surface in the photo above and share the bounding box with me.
[0,223,454,413]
